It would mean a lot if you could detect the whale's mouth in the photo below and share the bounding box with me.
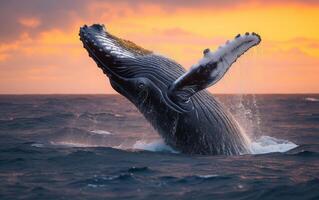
[79,24,152,79]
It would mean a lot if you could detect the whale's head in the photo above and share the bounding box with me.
[79,24,183,111]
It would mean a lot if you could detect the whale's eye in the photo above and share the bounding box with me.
[138,82,145,89]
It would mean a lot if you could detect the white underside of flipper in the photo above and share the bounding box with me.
[169,33,261,103]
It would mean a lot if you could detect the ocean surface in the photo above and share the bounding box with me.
[0,94,318,200]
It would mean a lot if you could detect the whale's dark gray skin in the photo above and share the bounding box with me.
[79,24,261,155]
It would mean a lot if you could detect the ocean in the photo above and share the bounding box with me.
[0,94,318,200]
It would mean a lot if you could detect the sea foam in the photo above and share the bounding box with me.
[89,130,112,135]
[305,97,319,102]
[133,139,178,153]
[250,136,297,154]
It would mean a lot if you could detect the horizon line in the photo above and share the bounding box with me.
[0,93,318,95]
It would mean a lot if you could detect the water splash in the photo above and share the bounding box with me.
[50,141,100,147]
[89,130,112,135]
[250,136,297,154]
[231,95,297,154]
[133,139,178,153]
[305,97,319,102]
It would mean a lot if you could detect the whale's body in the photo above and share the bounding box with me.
[79,24,261,155]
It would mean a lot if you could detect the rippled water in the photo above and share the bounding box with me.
[0,94,318,200]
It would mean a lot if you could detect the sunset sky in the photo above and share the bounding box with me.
[0,0,319,94]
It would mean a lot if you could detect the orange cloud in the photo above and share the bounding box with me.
[19,17,41,28]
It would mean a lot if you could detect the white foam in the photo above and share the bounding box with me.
[50,141,99,147]
[89,130,112,135]
[31,143,44,148]
[133,139,178,153]
[305,97,319,102]
[50,137,178,154]
[250,136,297,154]
[197,174,219,179]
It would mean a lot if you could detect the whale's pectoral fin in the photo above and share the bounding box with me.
[168,32,261,104]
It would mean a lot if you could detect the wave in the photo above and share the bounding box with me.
[285,144,319,156]
[89,130,112,135]
[250,136,297,154]
[79,112,124,121]
[71,173,135,188]
[158,174,230,185]
[196,174,219,179]
[46,126,297,155]
[132,139,178,153]
[126,166,151,173]
[31,143,45,148]
[46,127,122,148]
[49,135,178,154]
[130,136,298,155]
[0,113,76,130]
[50,141,101,147]
[305,97,319,102]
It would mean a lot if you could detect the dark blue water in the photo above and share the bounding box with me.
[0,94,318,200]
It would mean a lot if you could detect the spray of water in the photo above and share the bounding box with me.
[230,48,297,154]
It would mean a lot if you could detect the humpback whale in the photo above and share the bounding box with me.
[79,24,261,155]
